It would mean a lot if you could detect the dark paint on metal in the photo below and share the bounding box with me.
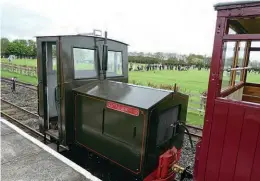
[73,81,189,179]
[74,93,146,174]
[37,35,129,146]
[73,80,172,110]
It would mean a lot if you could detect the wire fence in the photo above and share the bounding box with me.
[130,80,207,116]
[1,63,37,77]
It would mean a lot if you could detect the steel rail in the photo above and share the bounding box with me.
[1,99,69,151]
[186,124,203,130]
[1,77,37,91]
[185,124,203,139]
[1,98,43,138]
[1,98,39,118]
[1,111,44,138]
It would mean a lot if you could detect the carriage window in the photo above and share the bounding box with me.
[237,42,246,67]
[234,41,247,84]
[247,51,260,83]
[228,27,237,34]
[52,44,57,70]
[227,17,260,34]
[107,51,123,77]
[73,48,96,79]
[251,41,260,48]
[221,42,236,90]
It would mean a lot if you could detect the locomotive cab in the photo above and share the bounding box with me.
[36,31,128,148]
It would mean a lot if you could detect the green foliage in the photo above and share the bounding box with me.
[1,38,10,55]
[166,57,178,65]
[128,56,160,64]
[2,38,37,58]
[129,53,212,67]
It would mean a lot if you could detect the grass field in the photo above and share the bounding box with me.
[129,70,209,93]
[1,70,38,85]
[1,58,37,67]
[1,58,259,125]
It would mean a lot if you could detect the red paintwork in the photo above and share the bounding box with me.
[218,104,245,181]
[223,34,260,41]
[205,101,229,181]
[193,2,260,181]
[144,147,181,181]
[195,98,260,181]
[106,101,140,116]
[194,15,227,181]
[218,6,260,17]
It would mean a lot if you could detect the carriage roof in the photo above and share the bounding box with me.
[214,0,260,10]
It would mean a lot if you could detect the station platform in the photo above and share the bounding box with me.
[1,117,101,181]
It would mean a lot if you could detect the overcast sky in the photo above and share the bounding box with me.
[1,0,244,56]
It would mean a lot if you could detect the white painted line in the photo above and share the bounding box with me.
[0,117,101,181]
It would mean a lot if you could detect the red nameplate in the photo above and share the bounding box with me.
[106,101,140,116]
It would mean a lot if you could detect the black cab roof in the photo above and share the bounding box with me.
[36,34,128,46]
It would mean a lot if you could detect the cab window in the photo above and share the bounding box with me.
[107,51,123,77]
[73,48,96,79]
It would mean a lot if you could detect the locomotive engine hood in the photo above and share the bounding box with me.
[72,80,189,179]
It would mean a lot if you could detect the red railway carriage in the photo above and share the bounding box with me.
[194,1,260,181]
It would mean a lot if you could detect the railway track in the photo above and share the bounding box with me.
[0,98,69,152]
[185,124,203,141]
[1,77,37,91]
[0,98,43,138]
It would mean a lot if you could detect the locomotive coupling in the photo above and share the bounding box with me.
[172,164,193,181]
[172,164,185,174]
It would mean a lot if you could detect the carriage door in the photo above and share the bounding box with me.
[38,41,60,140]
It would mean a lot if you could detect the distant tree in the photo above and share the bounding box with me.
[27,40,37,57]
[187,54,195,65]
[137,52,144,57]
[178,59,186,66]
[1,37,10,57]
[154,52,165,60]
[5,39,37,58]
[166,57,178,65]
[6,42,17,56]
[128,56,160,64]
